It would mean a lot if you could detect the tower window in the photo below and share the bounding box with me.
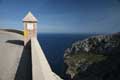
[27,23,34,30]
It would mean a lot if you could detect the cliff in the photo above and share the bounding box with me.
[64,32,120,80]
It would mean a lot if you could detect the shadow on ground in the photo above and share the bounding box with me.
[14,40,32,80]
[3,29,23,35]
[6,40,24,46]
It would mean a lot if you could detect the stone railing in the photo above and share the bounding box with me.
[31,37,62,80]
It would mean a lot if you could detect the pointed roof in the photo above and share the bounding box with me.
[23,12,38,22]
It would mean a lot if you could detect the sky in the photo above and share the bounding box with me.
[0,0,120,33]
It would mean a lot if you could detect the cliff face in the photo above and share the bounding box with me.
[64,32,120,80]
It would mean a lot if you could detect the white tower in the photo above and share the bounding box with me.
[23,12,38,45]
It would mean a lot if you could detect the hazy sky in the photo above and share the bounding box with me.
[0,0,120,33]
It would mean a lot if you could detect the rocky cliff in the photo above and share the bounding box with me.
[64,32,120,80]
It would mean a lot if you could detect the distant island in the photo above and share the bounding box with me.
[64,32,120,80]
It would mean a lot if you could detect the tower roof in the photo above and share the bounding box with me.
[23,12,37,22]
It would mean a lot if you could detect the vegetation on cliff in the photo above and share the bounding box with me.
[64,32,120,80]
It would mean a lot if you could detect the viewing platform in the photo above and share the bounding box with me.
[0,29,62,80]
[0,11,62,80]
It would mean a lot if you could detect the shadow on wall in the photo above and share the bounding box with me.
[14,40,32,80]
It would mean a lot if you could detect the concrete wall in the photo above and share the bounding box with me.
[31,38,62,80]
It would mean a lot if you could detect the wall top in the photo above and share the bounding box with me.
[23,11,38,22]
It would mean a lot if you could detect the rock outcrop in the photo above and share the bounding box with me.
[64,32,120,80]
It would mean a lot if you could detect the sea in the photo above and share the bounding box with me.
[37,33,96,78]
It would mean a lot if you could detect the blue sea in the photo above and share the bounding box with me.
[37,33,95,78]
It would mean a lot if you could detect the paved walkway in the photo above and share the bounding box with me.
[0,30,24,80]
[0,30,62,80]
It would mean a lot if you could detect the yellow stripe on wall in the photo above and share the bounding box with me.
[24,30,28,37]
